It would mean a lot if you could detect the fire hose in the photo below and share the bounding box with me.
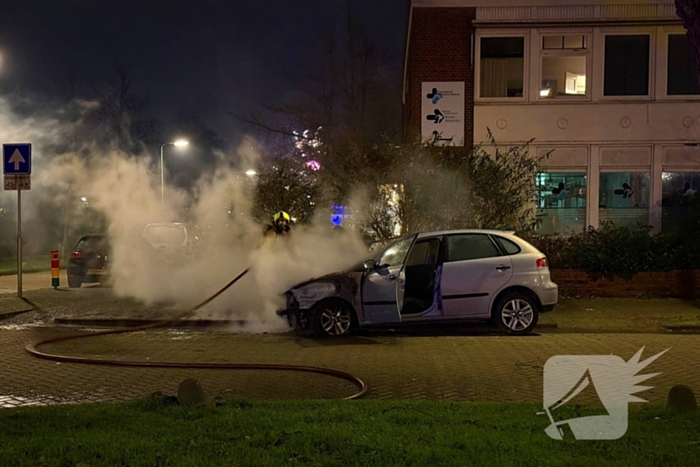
[25,267,368,400]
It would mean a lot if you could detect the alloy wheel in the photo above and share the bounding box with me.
[501,299,534,331]
[320,304,352,336]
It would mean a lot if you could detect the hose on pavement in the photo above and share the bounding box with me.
[25,267,368,400]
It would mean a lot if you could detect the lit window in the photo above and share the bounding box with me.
[661,172,700,230]
[479,37,525,98]
[599,172,650,228]
[536,172,587,235]
[540,35,588,98]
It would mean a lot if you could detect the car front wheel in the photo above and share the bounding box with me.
[493,293,539,335]
[310,298,356,338]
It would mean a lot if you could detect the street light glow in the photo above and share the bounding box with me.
[80,197,87,202]
[173,140,189,147]
[245,170,257,176]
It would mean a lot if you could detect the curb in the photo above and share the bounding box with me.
[664,325,700,333]
[0,308,38,321]
[53,318,251,329]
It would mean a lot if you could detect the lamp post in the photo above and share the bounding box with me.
[160,140,189,208]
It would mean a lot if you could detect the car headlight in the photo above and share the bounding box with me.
[291,283,337,303]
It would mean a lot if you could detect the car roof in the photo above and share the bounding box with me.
[144,223,188,227]
[416,229,518,238]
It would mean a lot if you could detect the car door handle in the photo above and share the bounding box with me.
[496,265,511,271]
[389,274,397,280]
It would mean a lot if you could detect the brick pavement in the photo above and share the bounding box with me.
[1,326,698,408]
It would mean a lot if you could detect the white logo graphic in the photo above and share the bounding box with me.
[540,347,669,440]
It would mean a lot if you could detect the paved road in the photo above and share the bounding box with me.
[1,326,697,408]
[0,271,66,295]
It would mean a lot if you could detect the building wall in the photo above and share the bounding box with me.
[403,7,475,144]
[472,19,700,232]
[404,0,700,233]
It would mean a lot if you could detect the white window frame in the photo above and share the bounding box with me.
[475,31,530,103]
[537,32,592,102]
[657,29,700,101]
[597,29,655,102]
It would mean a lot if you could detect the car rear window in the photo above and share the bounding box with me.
[76,236,107,252]
[143,226,187,246]
[494,236,521,255]
[446,234,500,262]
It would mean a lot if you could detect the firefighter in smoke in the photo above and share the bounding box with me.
[264,211,292,238]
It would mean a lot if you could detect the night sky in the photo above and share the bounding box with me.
[0,0,409,149]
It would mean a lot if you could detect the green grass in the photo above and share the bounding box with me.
[0,255,51,275]
[1,399,698,466]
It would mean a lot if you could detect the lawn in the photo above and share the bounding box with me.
[0,399,698,466]
[0,255,50,275]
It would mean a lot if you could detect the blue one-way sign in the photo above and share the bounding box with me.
[3,144,32,175]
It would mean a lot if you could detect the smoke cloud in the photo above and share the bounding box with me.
[0,96,370,331]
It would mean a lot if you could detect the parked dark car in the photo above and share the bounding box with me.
[67,234,110,288]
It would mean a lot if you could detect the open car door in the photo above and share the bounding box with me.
[361,235,415,325]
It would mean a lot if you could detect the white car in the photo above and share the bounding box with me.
[279,230,558,337]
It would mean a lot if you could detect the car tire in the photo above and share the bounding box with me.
[493,292,539,335]
[67,275,82,289]
[310,298,356,338]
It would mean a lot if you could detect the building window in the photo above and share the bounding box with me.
[604,35,650,96]
[536,172,587,235]
[479,37,525,98]
[540,35,588,98]
[599,172,650,228]
[542,35,587,50]
[668,34,700,96]
[661,172,700,230]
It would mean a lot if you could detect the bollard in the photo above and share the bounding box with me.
[51,250,60,289]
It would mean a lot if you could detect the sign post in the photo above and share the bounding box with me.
[3,144,32,298]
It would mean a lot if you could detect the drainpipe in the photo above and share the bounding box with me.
[401,0,414,142]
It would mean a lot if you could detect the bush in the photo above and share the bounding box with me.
[526,208,700,275]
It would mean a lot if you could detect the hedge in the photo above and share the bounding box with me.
[526,219,700,275]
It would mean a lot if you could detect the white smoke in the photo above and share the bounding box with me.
[0,96,371,331]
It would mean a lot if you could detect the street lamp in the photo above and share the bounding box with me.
[160,139,189,207]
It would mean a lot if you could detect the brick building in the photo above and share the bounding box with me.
[403,0,700,234]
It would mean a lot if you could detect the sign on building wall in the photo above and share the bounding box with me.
[421,82,465,146]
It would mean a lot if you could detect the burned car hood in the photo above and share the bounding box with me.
[288,270,363,292]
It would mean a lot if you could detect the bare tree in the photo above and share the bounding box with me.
[84,63,159,152]
[238,12,401,203]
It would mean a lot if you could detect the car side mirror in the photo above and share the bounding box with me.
[363,259,376,271]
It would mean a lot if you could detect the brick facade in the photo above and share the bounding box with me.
[551,270,700,299]
[403,7,475,145]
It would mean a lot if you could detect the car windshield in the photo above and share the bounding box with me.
[378,236,414,268]
[143,225,187,247]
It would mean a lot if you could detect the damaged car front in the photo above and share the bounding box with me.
[277,268,364,336]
